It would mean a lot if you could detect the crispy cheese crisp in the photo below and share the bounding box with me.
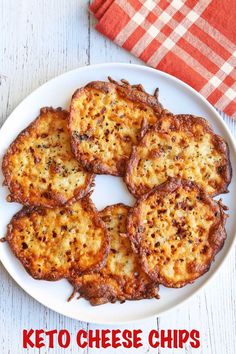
[69,78,164,176]
[6,196,109,280]
[70,204,159,305]
[125,114,231,197]
[2,107,94,207]
[127,178,227,288]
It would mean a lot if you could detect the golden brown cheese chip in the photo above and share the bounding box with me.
[6,196,109,280]
[2,107,94,207]
[70,204,159,305]
[127,178,227,288]
[125,114,231,197]
[69,78,164,176]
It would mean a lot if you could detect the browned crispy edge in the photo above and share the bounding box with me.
[127,177,227,287]
[2,107,95,208]
[72,278,160,306]
[125,114,232,197]
[6,195,109,281]
[68,78,166,176]
[69,203,159,305]
[100,202,130,218]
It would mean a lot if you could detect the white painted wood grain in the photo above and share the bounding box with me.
[0,1,235,353]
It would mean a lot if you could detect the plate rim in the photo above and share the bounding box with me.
[0,62,235,325]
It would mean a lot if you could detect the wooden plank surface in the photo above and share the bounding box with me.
[0,1,235,353]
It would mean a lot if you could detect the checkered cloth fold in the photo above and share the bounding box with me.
[90,0,236,118]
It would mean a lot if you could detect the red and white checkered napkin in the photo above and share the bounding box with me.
[90,0,236,118]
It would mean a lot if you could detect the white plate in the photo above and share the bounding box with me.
[0,63,235,324]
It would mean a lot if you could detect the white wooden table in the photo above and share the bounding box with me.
[0,1,235,353]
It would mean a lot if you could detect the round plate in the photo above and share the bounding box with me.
[0,63,235,324]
